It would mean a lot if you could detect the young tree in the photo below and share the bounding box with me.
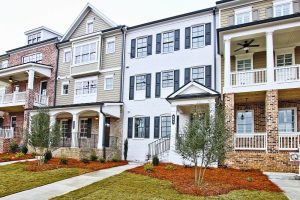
[176,106,230,186]
[124,138,128,161]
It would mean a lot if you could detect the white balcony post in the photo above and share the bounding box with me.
[97,112,105,149]
[27,69,35,90]
[209,99,216,118]
[224,39,231,89]
[71,113,79,147]
[266,31,274,83]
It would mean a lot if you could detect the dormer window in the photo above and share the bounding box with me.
[86,20,94,34]
[273,0,293,17]
[235,7,252,25]
[28,32,41,45]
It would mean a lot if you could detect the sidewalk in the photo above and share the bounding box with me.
[0,159,36,166]
[1,162,140,200]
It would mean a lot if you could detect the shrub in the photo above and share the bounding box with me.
[60,157,68,165]
[90,153,98,161]
[1,156,10,161]
[19,145,28,154]
[99,158,106,163]
[15,152,25,158]
[152,155,159,166]
[44,151,52,163]
[246,177,254,182]
[81,158,89,164]
[165,164,176,171]
[9,141,19,153]
[112,156,119,162]
[144,163,154,172]
[124,139,128,161]
[31,152,37,157]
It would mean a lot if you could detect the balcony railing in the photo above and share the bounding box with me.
[0,127,14,138]
[275,65,300,82]
[234,133,267,150]
[34,93,49,106]
[279,133,300,151]
[231,69,267,86]
[0,92,26,106]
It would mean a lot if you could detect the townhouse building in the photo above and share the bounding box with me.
[217,0,300,172]
[0,27,61,152]
[123,8,220,163]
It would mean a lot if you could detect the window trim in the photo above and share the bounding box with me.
[22,52,43,64]
[104,74,114,91]
[161,70,174,88]
[63,48,71,63]
[61,81,69,95]
[27,32,42,45]
[72,40,98,66]
[275,48,295,67]
[273,0,293,17]
[236,110,255,134]
[134,116,146,139]
[234,6,253,25]
[278,107,297,133]
[74,77,97,96]
[160,115,171,138]
[105,37,116,54]
[191,24,205,49]
[136,36,148,58]
[135,75,146,91]
[191,66,206,84]
[86,19,94,34]
[162,30,175,54]
[235,53,254,72]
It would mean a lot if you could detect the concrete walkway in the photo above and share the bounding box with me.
[265,172,300,200]
[1,163,140,200]
[0,159,36,166]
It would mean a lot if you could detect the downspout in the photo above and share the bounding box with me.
[120,26,127,102]
[53,39,60,107]
[213,8,217,91]
[100,104,106,159]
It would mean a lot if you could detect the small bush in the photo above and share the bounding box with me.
[19,145,28,154]
[144,163,154,172]
[246,177,254,182]
[165,164,176,171]
[31,152,37,157]
[1,156,10,161]
[152,155,159,166]
[15,152,25,158]
[60,158,68,165]
[44,151,52,163]
[81,158,89,164]
[112,156,119,162]
[99,158,106,163]
[9,141,19,153]
[90,154,98,161]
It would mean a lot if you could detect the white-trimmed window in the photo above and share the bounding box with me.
[192,66,205,84]
[274,0,293,17]
[22,53,42,64]
[161,116,171,138]
[86,20,94,34]
[74,42,97,65]
[64,49,71,63]
[75,79,97,95]
[237,111,254,134]
[235,7,252,25]
[106,37,115,54]
[236,59,252,71]
[137,37,148,58]
[0,60,8,69]
[276,53,293,67]
[162,71,174,88]
[192,25,205,48]
[136,75,146,91]
[134,117,145,138]
[61,82,69,95]
[28,32,41,44]
[279,108,296,133]
[162,31,174,53]
[104,75,114,90]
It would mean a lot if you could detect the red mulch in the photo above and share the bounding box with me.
[127,163,282,196]
[0,153,34,162]
[24,158,128,172]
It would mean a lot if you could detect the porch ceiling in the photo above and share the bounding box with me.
[279,89,300,101]
[178,104,208,114]
[234,91,266,104]
[0,105,24,112]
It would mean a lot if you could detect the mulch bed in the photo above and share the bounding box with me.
[24,158,128,172]
[127,163,282,196]
[0,153,34,162]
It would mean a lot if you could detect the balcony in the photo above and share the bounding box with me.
[34,93,49,107]
[234,133,267,151]
[279,133,300,151]
[0,92,26,108]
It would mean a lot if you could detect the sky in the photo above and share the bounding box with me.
[0,0,216,54]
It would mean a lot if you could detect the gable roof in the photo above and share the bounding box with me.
[24,26,62,37]
[61,3,118,41]
[167,81,219,101]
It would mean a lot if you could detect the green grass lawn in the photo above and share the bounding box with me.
[53,172,288,200]
[0,163,83,197]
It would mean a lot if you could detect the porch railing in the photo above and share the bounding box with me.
[0,127,14,138]
[231,69,267,86]
[59,133,72,147]
[148,136,170,159]
[77,133,98,148]
[0,92,26,105]
[34,93,49,106]
[234,133,267,150]
[279,133,300,151]
[275,65,300,83]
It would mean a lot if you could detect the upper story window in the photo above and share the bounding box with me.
[137,37,148,58]
[0,60,8,69]
[61,82,69,95]
[192,67,205,84]
[106,37,115,54]
[276,53,293,66]
[136,75,146,91]
[22,53,42,64]
[75,79,97,95]
[86,20,94,34]
[192,25,204,48]
[237,59,252,71]
[163,31,174,53]
[235,7,252,25]
[274,0,293,17]
[28,32,41,45]
[74,42,97,65]
[64,49,71,63]
[162,71,174,88]
[104,75,114,90]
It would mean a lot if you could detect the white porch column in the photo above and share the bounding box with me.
[209,99,216,117]
[169,105,178,154]
[97,112,105,149]
[27,69,35,90]
[224,39,231,89]
[266,31,274,83]
[71,113,79,148]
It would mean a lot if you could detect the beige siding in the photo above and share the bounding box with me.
[101,33,122,69]
[56,79,75,106]
[71,63,99,75]
[58,45,72,77]
[220,0,273,28]
[70,11,112,39]
[253,51,267,69]
[296,47,300,64]
[97,70,121,102]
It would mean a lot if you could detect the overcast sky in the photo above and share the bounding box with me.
[0,0,216,54]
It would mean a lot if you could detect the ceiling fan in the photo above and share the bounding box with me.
[234,39,260,53]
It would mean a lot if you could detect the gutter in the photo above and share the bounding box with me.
[53,43,60,107]
[213,7,217,91]
[100,105,106,159]
[120,26,127,102]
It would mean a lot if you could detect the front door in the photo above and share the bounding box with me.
[79,118,92,138]
[11,116,17,130]
[40,81,47,95]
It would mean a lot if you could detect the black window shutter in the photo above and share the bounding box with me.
[176,115,179,137]
[67,119,72,138]
[145,117,150,138]
[131,39,136,58]
[147,35,152,55]
[154,116,160,139]
[205,65,212,88]
[156,33,161,54]
[184,68,191,84]
[146,74,151,98]
[205,23,211,46]
[129,76,135,100]
[127,118,133,138]
[174,70,180,91]
[185,27,191,49]
[174,29,180,51]
[87,118,92,138]
[155,72,161,98]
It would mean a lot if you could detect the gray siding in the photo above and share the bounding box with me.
[56,79,75,106]
[97,70,121,102]
[101,33,122,70]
